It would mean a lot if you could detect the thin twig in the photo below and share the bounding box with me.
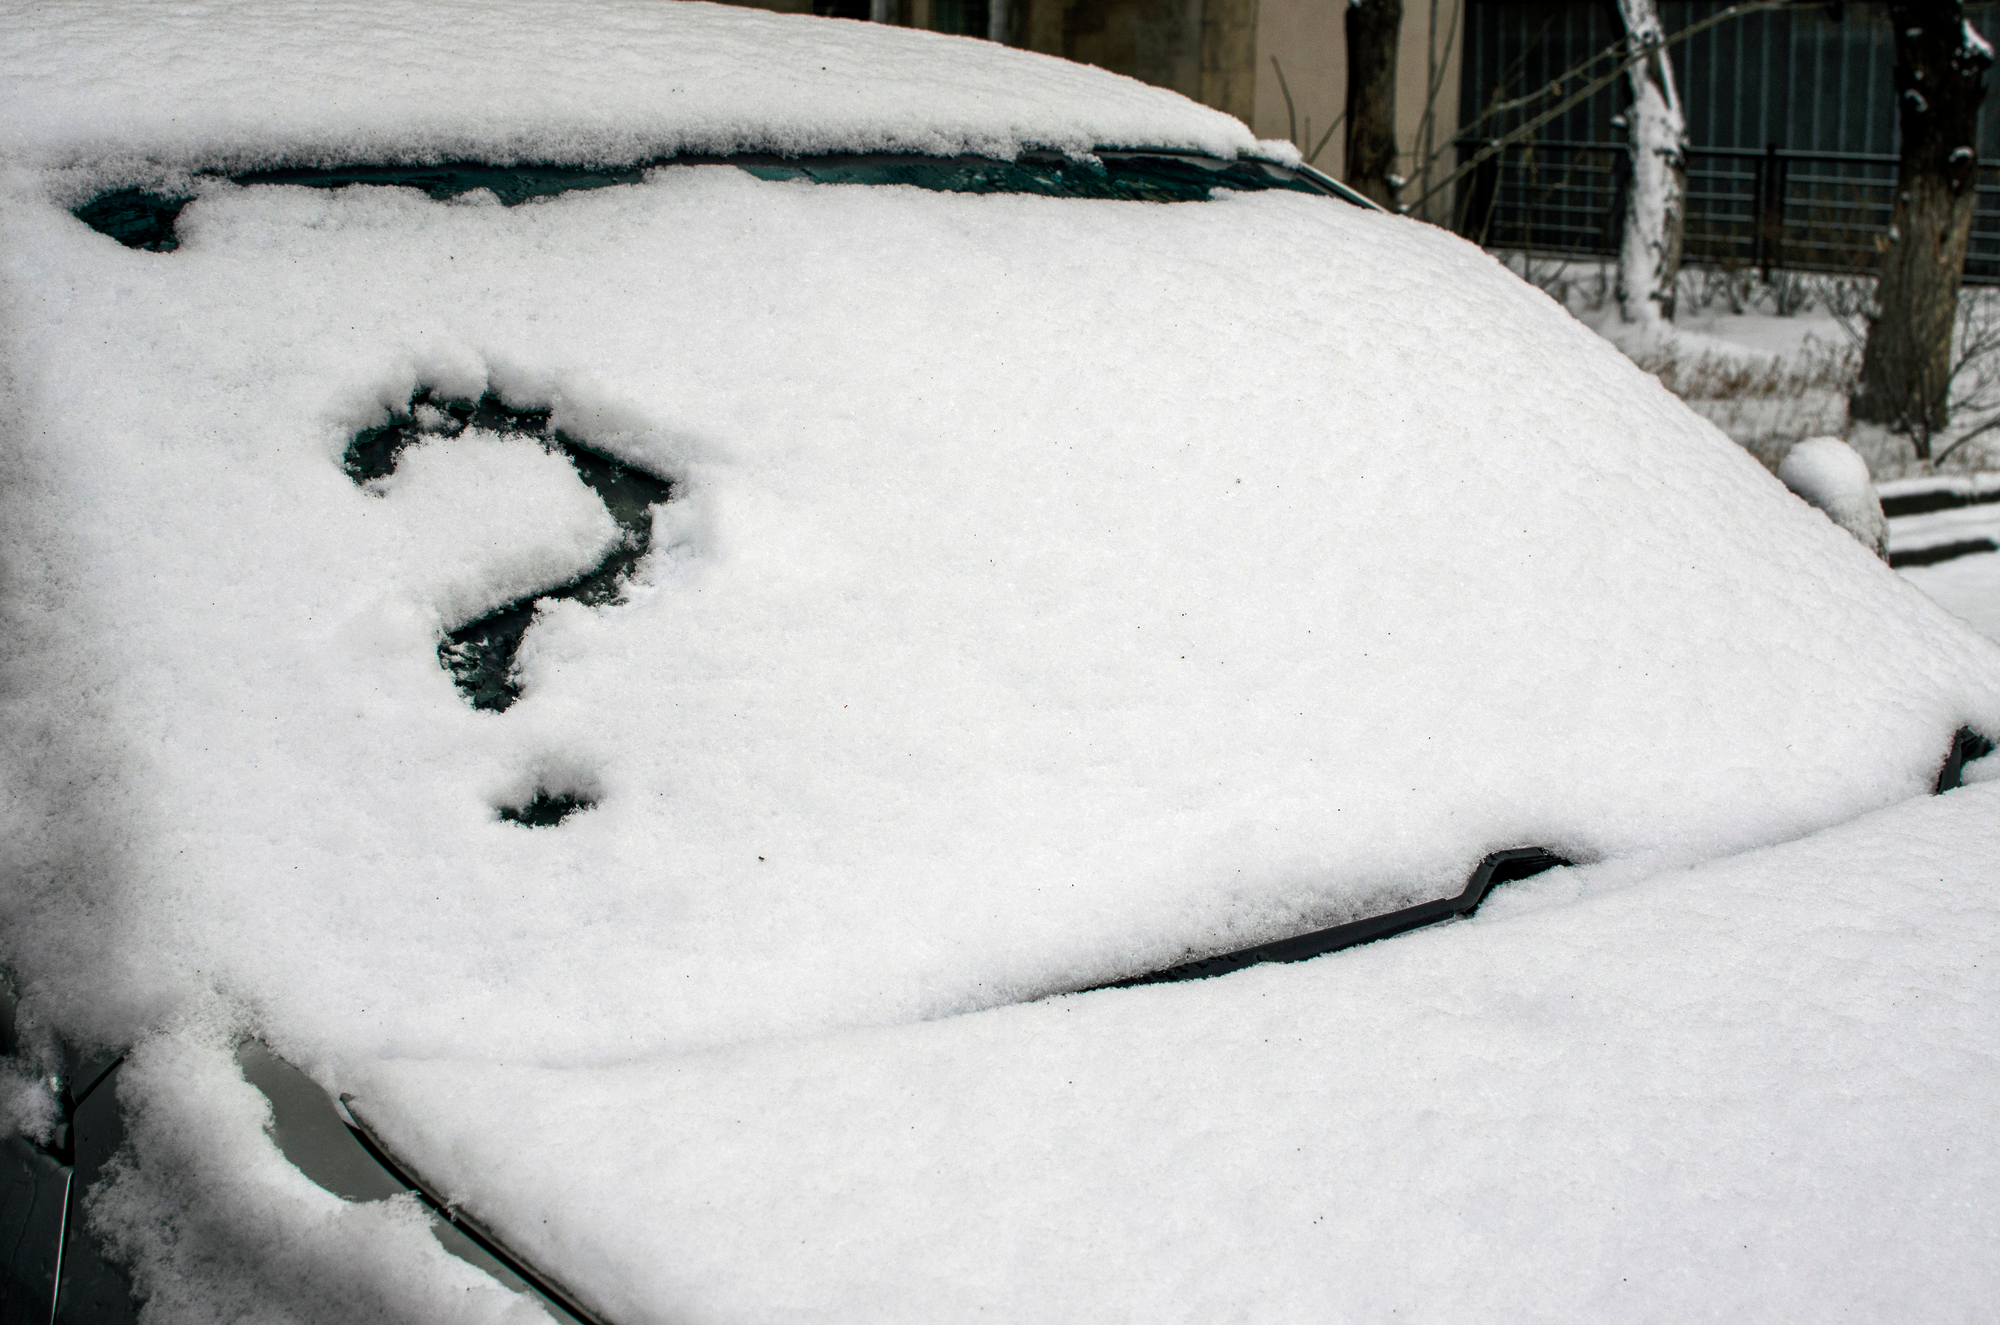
[1271,54,1299,150]
[1309,110,1345,166]
[1456,23,1620,139]
[1412,0,1465,215]
[1931,414,2000,464]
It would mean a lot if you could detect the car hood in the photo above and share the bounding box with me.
[114,775,2000,1322]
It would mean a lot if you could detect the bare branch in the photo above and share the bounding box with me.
[1271,54,1299,150]
[1408,0,1801,213]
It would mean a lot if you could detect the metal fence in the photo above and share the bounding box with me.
[1455,139,2000,281]
[1459,0,2000,280]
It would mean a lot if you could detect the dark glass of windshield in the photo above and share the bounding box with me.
[729,151,1336,203]
[76,150,1353,251]
[234,150,1337,205]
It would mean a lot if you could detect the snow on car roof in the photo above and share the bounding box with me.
[0,0,1268,179]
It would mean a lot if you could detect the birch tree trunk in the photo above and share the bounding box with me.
[1614,0,1688,324]
[1852,1,1992,453]
[1345,0,1403,209]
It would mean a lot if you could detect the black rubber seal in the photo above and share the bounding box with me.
[71,149,1351,250]
[338,1107,606,1325]
[1092,847,1570,990]
[1936,725,1995,794]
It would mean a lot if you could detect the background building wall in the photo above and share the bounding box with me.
[1252,0,1463,218]
[705,0,1461,219]
[1056,0,1210,100]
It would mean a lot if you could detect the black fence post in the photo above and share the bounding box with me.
[1751,149,1768,272]
[1608,146,1630,255]
[1755,143,1786,280]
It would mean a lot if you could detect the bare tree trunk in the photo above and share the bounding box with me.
[1852,1,1992,455]
[1614,0,1687,324]
[1346,0,1403,209]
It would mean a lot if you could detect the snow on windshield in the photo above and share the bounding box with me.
[0,0,1268,181]
[5,162,1996,1067]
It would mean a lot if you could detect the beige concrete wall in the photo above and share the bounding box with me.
[1060,0,1209,101]
[1251,0,1343,165]
[1251,0,1462,221]
[1200,0,1261,125]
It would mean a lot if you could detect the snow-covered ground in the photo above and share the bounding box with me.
[1893,480,2000,643]
[1902,551,2000,641]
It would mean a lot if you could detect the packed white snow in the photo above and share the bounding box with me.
[329,778,2000,1322]
[1901,548,2000,641]
[93,1029,553,1325]
[356,429,623,632]
[8,162,1997,1064]
[3,3,2000,1318]
[0,0,1266,183]
[1777,435,1889,558]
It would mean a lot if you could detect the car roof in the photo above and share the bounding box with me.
[0,0,1269,179]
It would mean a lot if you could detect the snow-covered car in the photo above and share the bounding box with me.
[4,2,1999,1321]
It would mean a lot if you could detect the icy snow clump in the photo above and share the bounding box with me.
[1779,436,1890,560]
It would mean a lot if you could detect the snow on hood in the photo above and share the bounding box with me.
[323,778,2000,1322]
[0,0,1266,180]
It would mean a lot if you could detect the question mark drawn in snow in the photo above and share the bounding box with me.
[346,390,676,820]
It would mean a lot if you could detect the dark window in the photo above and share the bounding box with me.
[75,151,1360,250]
[931,0,991,36]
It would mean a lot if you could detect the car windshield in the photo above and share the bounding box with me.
[74,150,1353,251]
